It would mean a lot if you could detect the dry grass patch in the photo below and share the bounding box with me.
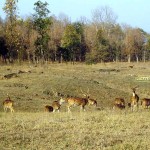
[0,110,150,149]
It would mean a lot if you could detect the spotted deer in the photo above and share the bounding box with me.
[59,96,88,112]
[113,98,125,110]
[52,100,61,112]
[3,96,14,113]
[80,88,97,107]
[141,98,150,109]
[130,86,139,111]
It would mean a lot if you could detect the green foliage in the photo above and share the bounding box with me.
[3,0,18,20]
[34,34,50,57]
[33,0,51,61]
[61,24,81,49]
[72,22,87,61]
[61,24,81,62]
[86,29,111,63]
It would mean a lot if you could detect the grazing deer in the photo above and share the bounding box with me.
[113,98,125,110]
[130,86,139,111]
[80,88,97,107]
[3,96,14,113]
[44,105,53,112]
[141,98,150,109]
[52,100,61,112]
[59,97,88,112]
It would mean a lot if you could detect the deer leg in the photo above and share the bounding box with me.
[4,107,6,112]
[80,106,86,112]
[67,106,71,112]
[10,107,14,113]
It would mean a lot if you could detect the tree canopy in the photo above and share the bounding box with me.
[0,1,149,64]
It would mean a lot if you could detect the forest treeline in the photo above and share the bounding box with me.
[0,0,150,64]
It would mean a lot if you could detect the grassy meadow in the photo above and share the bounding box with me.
[0,62,150,150]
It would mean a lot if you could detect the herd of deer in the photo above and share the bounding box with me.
[44,89,97,112]
[2,86,150,113]
[113,86,150,111]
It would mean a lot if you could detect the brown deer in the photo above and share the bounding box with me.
[141,98,150,109]
[59,88,97,112]
[52,100,61,112]
[50,88,63,112]
[80,88,97,107]
[113,98,125,110]
[130,86,139,111]
[44,105,53,112]
[59,96,88,112]
[3,96,14,113]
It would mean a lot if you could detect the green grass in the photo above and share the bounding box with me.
[0,62,150,149]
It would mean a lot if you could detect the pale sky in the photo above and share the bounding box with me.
[0,0,150,33]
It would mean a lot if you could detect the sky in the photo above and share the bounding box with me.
[0,0,150,33]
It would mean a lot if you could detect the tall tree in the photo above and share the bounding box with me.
[3,0,22,63]
[61,24,81,63]
[108,24,124,61]
[123,27,145,62]
[33,0,51,63]
[73,22,86,61]
[92,5,117,35]
[144,35,150,61]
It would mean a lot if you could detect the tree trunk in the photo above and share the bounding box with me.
[115,56,119,62]
[27,50,31,64]
[136,54,139,63]
[33,52,36,64]
[143,51,146,63]
[60,53,63,63]
[128,54,131,63]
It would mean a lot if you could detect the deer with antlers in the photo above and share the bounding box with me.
[3,95,14,113]
[130,86,139,111]
[59,88,97,112]
[59,96,88,112]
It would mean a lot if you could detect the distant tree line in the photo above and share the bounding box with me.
[0,0,150,64]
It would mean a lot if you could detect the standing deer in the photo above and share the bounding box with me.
[141,98,150,109]
[50,88,63,112]
[59,96,88,112]
[59,88,97,112]
[130,86,139,111]
[3,96,14,113]
[113,98,125,110]
[52,100,61,112]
